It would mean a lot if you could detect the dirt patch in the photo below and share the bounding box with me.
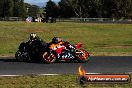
[92,52,132,56]
[103,45,132,48]
[25,29,45,33]
[95,44,132,48]
[0,54,14,58]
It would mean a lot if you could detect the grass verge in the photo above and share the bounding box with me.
[0,22,132,56]
[0,74,131,88]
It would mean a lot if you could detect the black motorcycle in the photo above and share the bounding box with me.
[15,40,46,62]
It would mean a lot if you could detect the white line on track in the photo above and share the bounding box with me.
[0,75,23,77]
[0,72,131,77]
[0,74,59,77]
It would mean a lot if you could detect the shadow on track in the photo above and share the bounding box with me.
[0,57,43,63]
[0,57,88,64]
[0,57,18,62]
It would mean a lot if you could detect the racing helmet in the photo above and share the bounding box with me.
[52,37,62,43]
[30,33,37,40]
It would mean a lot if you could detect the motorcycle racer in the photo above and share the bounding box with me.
[27,33,47,54]
[51,37,74,49]
[29,33,46,45]
[15,35,90,63]
[48,37,75,59]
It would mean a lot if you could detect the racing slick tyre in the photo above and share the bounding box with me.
[15,51,31,62]
[42,51,56,64]
[75,49,90,63]
[15,51,23,62]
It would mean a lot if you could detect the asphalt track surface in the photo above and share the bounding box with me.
[0,56,132,75]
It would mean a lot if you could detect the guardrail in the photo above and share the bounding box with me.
[57,18,132,23]
[0,17,23,21]
[0,17,132,23]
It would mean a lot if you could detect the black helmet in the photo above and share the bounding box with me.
[52,37,62,43]
[30,33,37,40]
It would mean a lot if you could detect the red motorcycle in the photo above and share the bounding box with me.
[42,42,90,63]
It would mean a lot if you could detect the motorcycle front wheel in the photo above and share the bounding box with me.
[75,49,90,63]
[42,51,56,64]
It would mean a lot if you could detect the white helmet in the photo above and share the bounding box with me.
[30,33,37,40]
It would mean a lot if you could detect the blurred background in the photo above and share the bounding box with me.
[0,0,131,23]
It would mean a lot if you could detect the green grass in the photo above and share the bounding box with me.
[0,22,132,87]
[0,74,131,88]
[0,22,132,56]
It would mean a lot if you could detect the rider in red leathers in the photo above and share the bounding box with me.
[49,37,75,59]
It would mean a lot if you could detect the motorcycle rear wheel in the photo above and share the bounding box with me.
[15,51,23,62]
[75,49,90,63]
[42,51,56,63]
[15,51,31,62]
